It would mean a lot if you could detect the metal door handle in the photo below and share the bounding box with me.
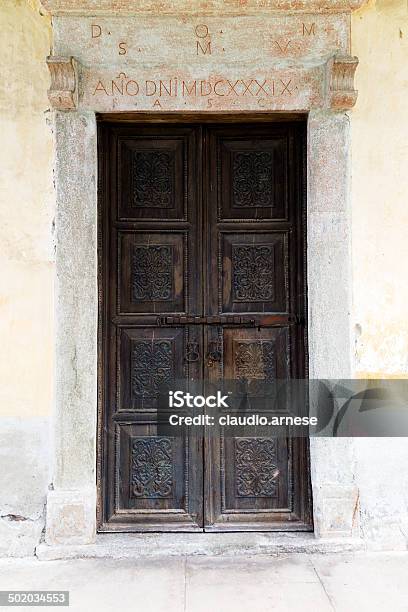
[185,341,200,363]
[206,341,222,367]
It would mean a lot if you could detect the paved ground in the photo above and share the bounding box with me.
[0,552,407,612]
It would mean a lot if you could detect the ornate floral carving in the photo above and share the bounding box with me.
[232,151,274,208]
[234,340,276,381]
[131,340,173,399]
[329,55,359,110]
[232,245,275,301]
[46,56,78,110]
[131,245,173,301]
[130,436,173,498]
[235,438,279,497]
[132,151,174,208]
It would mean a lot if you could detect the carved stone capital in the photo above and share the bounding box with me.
[328,55,359,110]
[46,56,79,110]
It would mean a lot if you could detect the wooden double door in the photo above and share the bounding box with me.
[98,120,311,532]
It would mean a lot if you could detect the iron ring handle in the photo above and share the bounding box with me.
[206,341,222,364]
[185,341,200,363]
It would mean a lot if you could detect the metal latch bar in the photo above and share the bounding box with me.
[157,315,256,326]
[156,315,305,327]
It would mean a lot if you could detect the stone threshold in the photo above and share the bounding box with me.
[36,533,363,561]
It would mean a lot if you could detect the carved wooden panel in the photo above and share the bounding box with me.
[131,340,174,399]
[130,436,173,498]
[235,438,279,498]
[118,328,185,412]
[234,340,276,381]
[232,152,274,208]
[119,232,186,314]
[217,133,288,221]
[131,245,173,302]
[115,422,199,518]
[232,245,275,302]
[132,150,175,209]
[217,434,290,516]
[229,333,282,397]
[221,233,288,313]
[224,328,289,381]
[118,136,187,221]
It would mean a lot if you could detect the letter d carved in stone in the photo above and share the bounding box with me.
[46,56,79,110]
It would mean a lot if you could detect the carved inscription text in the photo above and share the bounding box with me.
[93,75,298,99]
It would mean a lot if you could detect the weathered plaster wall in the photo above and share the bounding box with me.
[352,0,408,378]
[351,0,408,549]
[0,0,53,555]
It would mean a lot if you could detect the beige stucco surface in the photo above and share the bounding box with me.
[0,0,54,418]
[0,0,53,556]
[349,0,408,551]
[352,0,408,377]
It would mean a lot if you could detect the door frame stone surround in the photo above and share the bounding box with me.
[41,0,366,546]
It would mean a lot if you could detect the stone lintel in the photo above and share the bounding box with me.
[40,0,368,16]
[46,53,360,113]
[46,56,79,110]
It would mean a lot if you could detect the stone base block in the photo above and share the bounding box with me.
[45,489,96,546]
[313,485,360,538]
